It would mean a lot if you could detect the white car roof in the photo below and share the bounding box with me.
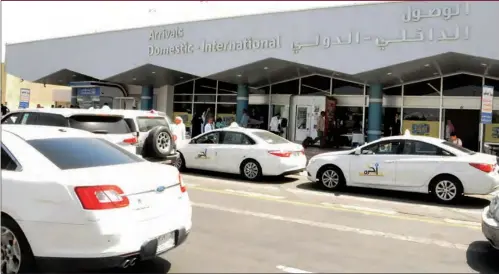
[378,134,446,145]
[7,108,124,118]
[2,124,95,141]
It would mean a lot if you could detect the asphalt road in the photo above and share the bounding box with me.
[89,171,498,273]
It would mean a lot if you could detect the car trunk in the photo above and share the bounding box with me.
[65,162,182,221]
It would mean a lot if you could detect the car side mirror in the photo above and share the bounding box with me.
[189,138,197,144]
[354,148,361,155]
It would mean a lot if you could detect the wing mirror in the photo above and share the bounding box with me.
[354,148,361,155]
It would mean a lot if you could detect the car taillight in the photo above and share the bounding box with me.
[469,163,495,173]
[123,137,138,145]
[178,173,187,193]
[268,150,292,157]
[74,185,129,210]
[300,149,305,155]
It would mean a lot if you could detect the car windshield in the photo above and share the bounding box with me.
[28,137,143,170]
[136,116,169,132]
[252,131,290,144]
[441,141,476,155]
[68,115,131,134]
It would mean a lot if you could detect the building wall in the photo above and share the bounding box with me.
[5,2,499,81]
[1,63,6,104]
[4,74,70,109]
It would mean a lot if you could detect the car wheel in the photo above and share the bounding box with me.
[318,165,345,190]
[1,215,36,274]
[240,159,262,181]
[430,176,463,204]
[173,153,186,171]
[144,126,174,158]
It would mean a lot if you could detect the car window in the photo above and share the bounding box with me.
[136,117,169,132]
[252,131,289,144]
[221,132,254,145]
[1,146,18,171]
[20,113,38,125]
[37,113,69,127]
[402,140,453,156]
[2,113,22,124]
[196,132,220,144]
[27,137,143,170]
[362,140,403,155]
[68,115,131,134]
[442,141,475,155]
[124,118,137,132]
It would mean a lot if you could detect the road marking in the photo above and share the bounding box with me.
[330,203,397,215]
[444,218,481,227]
[192,202,488,253]
[189,185,481,230]
[276,265,312,273]
[224,189,285,200]
[182,175,281,191]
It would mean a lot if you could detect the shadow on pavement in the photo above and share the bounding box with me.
[89,257,172,274]
[183,169,300,185]
[466,241,499,274]
[296,182,491,209]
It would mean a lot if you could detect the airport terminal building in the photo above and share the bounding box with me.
[5,1,499,151]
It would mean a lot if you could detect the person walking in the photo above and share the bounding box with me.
[450,132,463,147]
[269,113,282,135]
[445,120,455,140]
[173,116,187,141]
[240,109,249,128]
[314,111,326,147]
[204,117,215,133]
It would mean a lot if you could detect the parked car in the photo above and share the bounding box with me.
[306,130,499,203]
[482,193,499,250]
[174,123,306,180]
[1,125,191,272]
[1,108,179,163]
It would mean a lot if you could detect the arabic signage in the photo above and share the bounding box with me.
[484,124,499,143]
[402,120,439,138]
[148,2,471,56]
[76,87,101,97]
[18,88,30,109]
[481,85,494,124]
[359,163,384,177]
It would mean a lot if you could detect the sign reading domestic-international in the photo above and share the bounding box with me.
[481,85,494,124]
[147,2,471,56]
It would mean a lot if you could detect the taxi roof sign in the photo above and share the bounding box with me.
[229,122,240,128]
[404,129,411,136]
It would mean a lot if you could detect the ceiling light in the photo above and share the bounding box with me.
[237,74,242,77]
[264,67,268,70]
[133,77,137,81]
[152,71,156,74]
[424,64,430,67]
[387,72,392,75]
[433,72,439,75]
[72,74,76,77]
[180,76,184,79]
[58,79,62,82]
[481,63,487,67]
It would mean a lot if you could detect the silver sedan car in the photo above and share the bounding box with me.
[482,194,499,249]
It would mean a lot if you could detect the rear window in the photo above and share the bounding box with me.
[68,115,131,134]
[252,131,290,144]
[136,116,169,132]
[442,141,476,155]
[28,138,143,170]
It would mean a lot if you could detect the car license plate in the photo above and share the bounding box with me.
[156,232,175,253]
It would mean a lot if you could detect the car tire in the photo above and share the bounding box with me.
[1,215,37,274]
[144,126,174,158]
[430,175,463,204]
[317,165,345,190]
[173,152,186,171]
[240,159,262,181]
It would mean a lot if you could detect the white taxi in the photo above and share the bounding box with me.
[306,131,499,203]
[174,123,306,181]
[1,125,191,272]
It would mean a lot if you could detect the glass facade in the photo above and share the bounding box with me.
[172,73,499,152]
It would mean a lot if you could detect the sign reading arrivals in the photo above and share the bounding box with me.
[148,2,471,57]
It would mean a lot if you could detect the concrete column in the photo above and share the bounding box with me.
[71,88,78,106]
[153,85,174,116]
[367,83,383,142]
[140,85,154,110]
[236,84,249,123]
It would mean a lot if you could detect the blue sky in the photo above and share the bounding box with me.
[2,1,381,61]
